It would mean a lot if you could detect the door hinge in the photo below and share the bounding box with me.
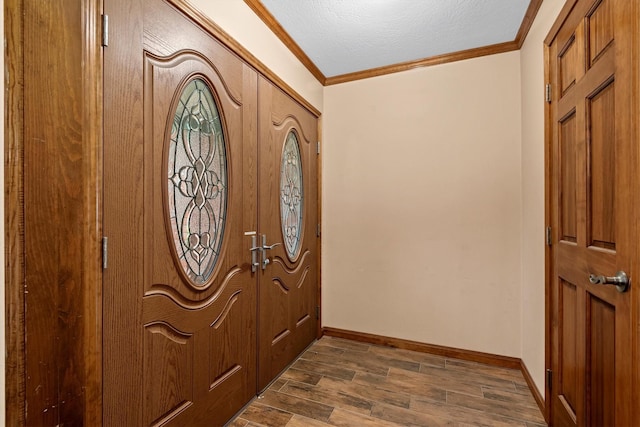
[545,83,552,103]
[101,14,109,47]
[546,226,552,246]
[102,237,108,269]
[315,305,320,319]
[316,141,320,155]
[546,369,552,391]
[316,223,321,237]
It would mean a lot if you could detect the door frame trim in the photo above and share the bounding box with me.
[4,0,104,425]
[5,0,26,424]
[543,2,575,421]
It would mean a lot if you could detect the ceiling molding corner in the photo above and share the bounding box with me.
[243,0,327,84]
[516,0,545,47]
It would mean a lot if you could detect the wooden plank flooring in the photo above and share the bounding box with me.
[228,336,547,426]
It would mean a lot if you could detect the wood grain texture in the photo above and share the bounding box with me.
[632,1,640,425]
[316,116,323,340]
[544,39,554,426]
[102,0,144,422]
[79,1,104,424]
[10,0,103,425]
[165,0,320,118]
[258,77,319,391]
[104,0,259,424]
[231,336,546,426]
[587,80,615,249]
[322,327,522,369]
[559,112,577,242]
[545,0,579,45]
[4,0,26,425]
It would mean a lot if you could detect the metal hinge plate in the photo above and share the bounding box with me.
[316,223,321,237]
[545,84,551,103]
[546,226,552,246]
[316,141,320,155]
[315,306,320,319]
[546,369,552,391]
[102,237,108,269]
[102,14,109,47]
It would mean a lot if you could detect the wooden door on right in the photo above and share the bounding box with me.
[548,0,638,425]
[257,77,319,391]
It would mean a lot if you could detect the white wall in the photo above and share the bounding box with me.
[189,0,323,111]
[322,52,523,357]
[520,0,565,395]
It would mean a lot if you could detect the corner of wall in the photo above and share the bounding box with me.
[518,0,566,398]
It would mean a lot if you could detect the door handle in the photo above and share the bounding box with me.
[261,235,281,269]
[589,271,630,293]
[245,231,260,273]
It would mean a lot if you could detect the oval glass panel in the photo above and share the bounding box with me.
[167,78,227,286]
[280,131,304,259]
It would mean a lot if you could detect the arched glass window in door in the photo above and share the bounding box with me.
[280,131,304,259]
[167,78,227,285]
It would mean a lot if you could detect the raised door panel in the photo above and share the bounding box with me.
[258,77,319,390]
[587,80,615,250]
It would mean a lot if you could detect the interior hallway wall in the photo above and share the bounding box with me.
[322,52,523,357]
[520,0,566,394]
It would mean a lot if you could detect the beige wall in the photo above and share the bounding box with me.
[520,0,565,395]
[189,0,323,111]
[322,52,523,357]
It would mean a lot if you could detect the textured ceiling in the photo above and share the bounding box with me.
[259,0,531,78]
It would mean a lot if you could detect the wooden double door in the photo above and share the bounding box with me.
[103,0,319,425]
[547,0,638,425]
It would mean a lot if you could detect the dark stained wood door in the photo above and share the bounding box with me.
[548,0,637,425]
[103,0,258,425]
[257,77,319,390]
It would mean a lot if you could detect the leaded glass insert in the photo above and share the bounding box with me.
[280,131,304,259]
[167,78,227,285]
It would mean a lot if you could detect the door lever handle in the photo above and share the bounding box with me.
[589,271,630,293]
[245,231,260,273]
[261,235,281,269]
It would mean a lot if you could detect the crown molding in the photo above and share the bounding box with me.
[325,41,519,85]
[245,0,544,86]
[243,0,327,84]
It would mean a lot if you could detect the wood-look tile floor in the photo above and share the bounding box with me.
[228,336,547,427]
